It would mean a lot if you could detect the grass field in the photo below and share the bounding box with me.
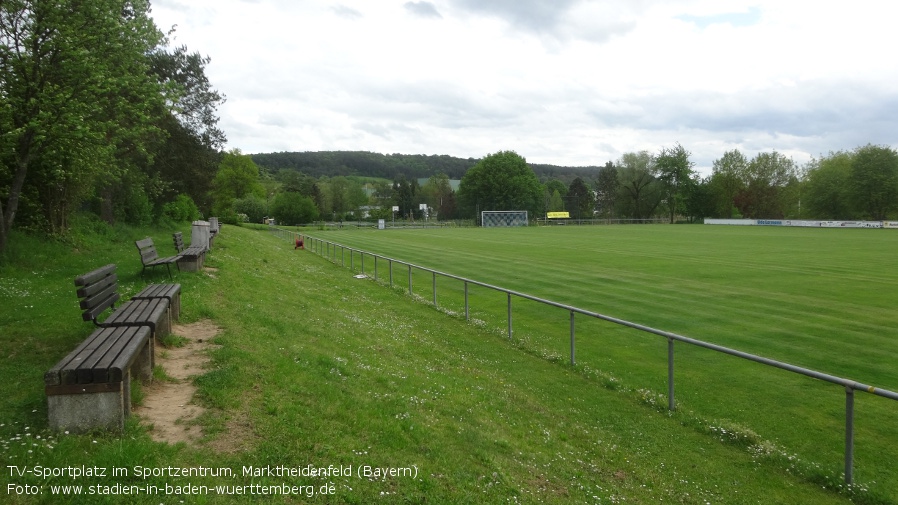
[0,221,895,504]
[297,223,898,499]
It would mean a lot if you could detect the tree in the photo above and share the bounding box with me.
[567,177,595,220]
[616,151,662,221]
[232,195,268,223]
[594,162,619,219]
[211,149,265,216]
[683,176,715,223]
[710,150,747,218]
[804,152,855,219]
[457,150,543,219]
[736,151,794,219]
[1,0,166,250]
[544,189,561,212]
[271,192,318,225]
[655,143,695,223]
[420,173,457,220]
[849,144,898,220]
[146,44,226,215]
[391,175,420,219]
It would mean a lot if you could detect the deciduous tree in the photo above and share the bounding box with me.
[567,177,595,220]
[849,144,898,220]
[457,151,542,219]
[211,149,265,216]
[1,0,166,250]
[616,151,662,221]
[655,143,695,223]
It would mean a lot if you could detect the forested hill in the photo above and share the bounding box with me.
[251,151,604,183]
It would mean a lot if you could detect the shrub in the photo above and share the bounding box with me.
[162,194,201,223]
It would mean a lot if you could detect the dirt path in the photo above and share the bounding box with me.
[134,320,220,445]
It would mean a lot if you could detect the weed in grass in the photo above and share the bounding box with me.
[160,333,189,348]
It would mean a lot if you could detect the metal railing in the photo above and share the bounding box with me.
[271,227,898,486]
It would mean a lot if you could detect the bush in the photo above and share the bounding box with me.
[162,194,201,223]
[271,192,319,225]
[231,195,268,223]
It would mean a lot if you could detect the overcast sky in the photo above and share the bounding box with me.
[150,0,898,173]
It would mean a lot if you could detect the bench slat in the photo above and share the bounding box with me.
[74,264,116,287]
[91,327,149,383]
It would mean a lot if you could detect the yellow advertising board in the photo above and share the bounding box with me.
[547,212,570,219]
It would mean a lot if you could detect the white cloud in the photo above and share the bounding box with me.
[150,0,898,173]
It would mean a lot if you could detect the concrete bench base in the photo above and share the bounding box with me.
[176,253,204,272]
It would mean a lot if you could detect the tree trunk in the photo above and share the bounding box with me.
[1,154,32,254]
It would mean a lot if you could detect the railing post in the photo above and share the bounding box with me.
[668,337,676,411]
[507,293,513,339]
[361,252,365,275]
[570,311,576,366]
[432,272,437,307]
[408,265,413,295]
[374,256,378,281]
[389,260,393,287]
[341,246,344,267]
[350,249,354,270]
[464,281,469,320]
[845,387,855,485]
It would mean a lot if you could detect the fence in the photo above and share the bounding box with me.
[270,227,898,485]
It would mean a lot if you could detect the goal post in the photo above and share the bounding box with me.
[481,210,528,227]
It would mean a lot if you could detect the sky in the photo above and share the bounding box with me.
[150,0,898,174]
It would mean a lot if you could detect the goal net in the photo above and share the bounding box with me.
[481,210,528,227]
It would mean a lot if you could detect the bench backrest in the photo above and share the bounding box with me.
[74,264,120,323]
[135,238,160,266]
[172,232,185,253]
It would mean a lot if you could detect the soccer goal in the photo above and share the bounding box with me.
[481,210,528,227]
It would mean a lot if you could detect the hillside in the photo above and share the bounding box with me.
[0,222,874,504]
[251,150,605,183]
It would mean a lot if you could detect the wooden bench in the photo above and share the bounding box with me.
[75,263,171,341]
[136,237,181,279]
[172,231,206,272]
[132,283,181,322]
[45,326,152,432]
[44,264,178,432]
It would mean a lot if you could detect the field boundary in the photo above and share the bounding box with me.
[270,226,898,486]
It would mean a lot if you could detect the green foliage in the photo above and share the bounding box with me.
[270,192,319,225]
[161,194,201,223]
[736,151,796,219]
[849,144,898,220]
[0,0,168,251]
[211,148,266,216]
[567,177,595,219]
[710,150,748,218]
[655,143,696,223]
[231,195,268,224]
[420,173,458,220]
[0,0,224,252]
[547,189,564,212]
[616,151,663,220]
[457,150,543,218]
[594,162,620,218]
[804,152,854,219]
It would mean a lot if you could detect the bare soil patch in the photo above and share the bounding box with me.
[134,320,220,445]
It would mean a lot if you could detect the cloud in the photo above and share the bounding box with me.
[148,0,898,172]
[449,0,579,33]
[678,6,762,29]
[331,4,362,20]
[403,1,442,19]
